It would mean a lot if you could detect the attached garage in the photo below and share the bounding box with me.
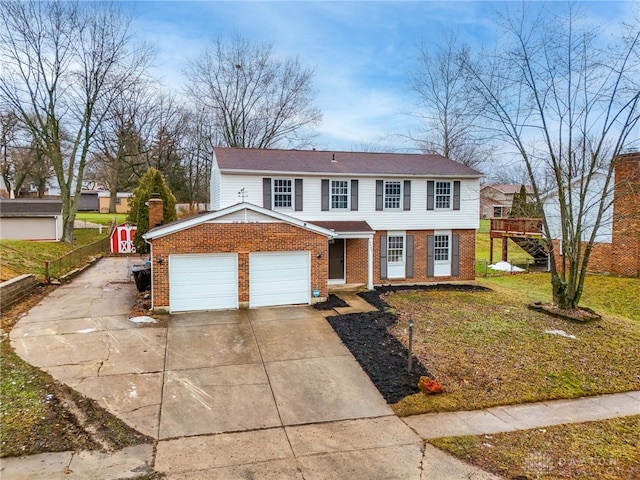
[169,254,238,312]
[143,203,334,313]
[250,252,310,308]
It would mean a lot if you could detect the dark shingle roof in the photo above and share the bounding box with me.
[308,221,374,233]
[214,147,482,177]
[0,199,62,217]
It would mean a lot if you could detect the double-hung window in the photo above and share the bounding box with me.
[435,181,451,209]
[384,181,402,209]
[273,179,293,209]
[331,180,349,209]
[387,236,405,262]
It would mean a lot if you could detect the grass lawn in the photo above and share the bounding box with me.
[387,274,640,416]
[0,229,108,281]
[431,416,640,480]
[75,212,128,225]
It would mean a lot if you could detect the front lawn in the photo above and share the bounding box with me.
[431,416,640,480]
[387,274,640,416]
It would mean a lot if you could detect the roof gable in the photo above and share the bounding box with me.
[214,147,482,178]
[143,202,337,240]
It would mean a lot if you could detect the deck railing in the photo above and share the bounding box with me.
[490,218,543,237]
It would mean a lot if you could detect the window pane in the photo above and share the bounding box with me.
[435,181,451,209]
[331,180,349,209]
[434,234,449,261]
[384,181,401,209]
[388,235,404,262]
[273,179,292,208]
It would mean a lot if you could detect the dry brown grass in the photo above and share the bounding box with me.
[388,278,640,416]
[431,416,640,480]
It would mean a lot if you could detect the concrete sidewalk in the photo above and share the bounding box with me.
[405,391,640,439]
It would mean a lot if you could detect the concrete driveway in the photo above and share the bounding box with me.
[9,257,498,479]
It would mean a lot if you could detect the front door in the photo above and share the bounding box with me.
[328,239,345,281]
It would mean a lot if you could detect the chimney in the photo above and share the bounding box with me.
[148,193,164,229]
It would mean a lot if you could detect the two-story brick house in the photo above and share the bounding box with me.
[143,148,481,312]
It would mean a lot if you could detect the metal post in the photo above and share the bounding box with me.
[407,318,414,373]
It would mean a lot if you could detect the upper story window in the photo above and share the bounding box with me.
[273,179,293,209]
[384,181,402,209]
[331,180,349,209]
[435,181,451,209]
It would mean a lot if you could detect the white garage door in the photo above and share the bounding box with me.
[169,254,238,312]
[249,252,310,308]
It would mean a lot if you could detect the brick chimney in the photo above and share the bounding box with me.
[148,193,164,229]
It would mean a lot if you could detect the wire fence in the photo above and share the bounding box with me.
[44,235,113,283]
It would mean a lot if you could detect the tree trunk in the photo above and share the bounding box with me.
[109,189,118,214]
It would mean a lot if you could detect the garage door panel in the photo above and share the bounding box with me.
[250,252,310,308]
[169,254,238,312]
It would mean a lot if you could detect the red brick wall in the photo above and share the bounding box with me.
[149,222,328,309]
[548,153,640,277]
[345,238,369,284]
[612,153,640,277]
[353,229,476,285]
[550,240,614,275]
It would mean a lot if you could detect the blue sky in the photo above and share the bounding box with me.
[129,1,637,153]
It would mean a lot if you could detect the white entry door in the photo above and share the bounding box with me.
[387,234,406,279]
[433,232,451,276]
[169,254,238,312]
[249,252,310,308]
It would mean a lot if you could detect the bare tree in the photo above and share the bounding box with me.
[408,33,490,169]
[0,1,152,242]
[465,4,640,309]
[184,34,322,149]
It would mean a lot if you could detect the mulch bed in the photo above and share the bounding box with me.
[529,301,602,322]
[326,284,491,404]
[313,294,350,310]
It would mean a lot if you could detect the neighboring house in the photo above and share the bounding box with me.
[543,152,640,277]
[480,184,534,218]
[143,148,482,313]
[76,190,100,211]
[98,192,133,214]
[0,198,63,241]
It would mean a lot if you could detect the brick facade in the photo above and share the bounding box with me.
[549,152,640,277]
[342,229,476,285]
[611,153,640,277]
[149,222,328,309]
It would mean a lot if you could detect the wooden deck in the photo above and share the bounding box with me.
[489,218,545,263]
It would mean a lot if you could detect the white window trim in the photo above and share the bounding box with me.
[330,179,350,210]
[384,180,403,210]
[272,178,294,210]
[435,181,452,210]
[387,230,406,279]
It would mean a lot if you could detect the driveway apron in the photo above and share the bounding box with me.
[10,258,501,479]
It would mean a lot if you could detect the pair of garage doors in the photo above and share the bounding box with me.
[168,252,310,312]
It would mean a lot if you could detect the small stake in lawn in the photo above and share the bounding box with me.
[408,318,414,373]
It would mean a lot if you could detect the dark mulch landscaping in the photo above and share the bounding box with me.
[327,284,492,404]
[313,293,350,310]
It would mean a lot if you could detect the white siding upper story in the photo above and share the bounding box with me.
[543,172,614,244]
[211,171,480,231]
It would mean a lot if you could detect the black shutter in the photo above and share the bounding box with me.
[403,180,411,211]
[453,181,461,210]
[452,233,460,276]
[295,179,303,211]
[427,181,434,210]
[380,235,387,279]
[263,178,272,209]
[350,179,359,211]
[406,235,414,278]
[427,235,434,277]
[321,179,329,211]
[376,180,384,211]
